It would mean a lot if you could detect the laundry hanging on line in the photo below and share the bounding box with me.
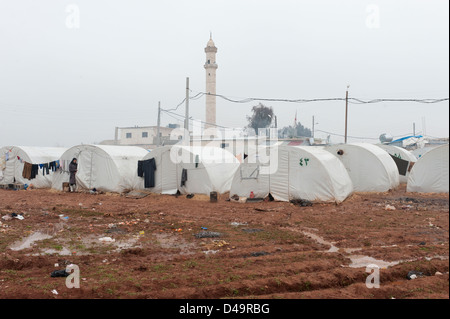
[22,162,39,180]
[138,158,156,188]
[22,160,61,179]
[181,168,188,187]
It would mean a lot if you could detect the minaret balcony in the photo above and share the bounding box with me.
[205,47,218,53]
[204,63,218,69]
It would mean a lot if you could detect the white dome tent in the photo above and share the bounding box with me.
[325,143,399,192]
[407,144,449,193]
[377,144,417,183]
[52,145,149,193]
[139,145,240,195]
[0,146,67,188]
[230,145,353,203]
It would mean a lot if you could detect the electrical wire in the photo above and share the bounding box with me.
[189,91,449,105]
[315,130,382,140]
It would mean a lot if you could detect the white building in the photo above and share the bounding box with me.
[100,125,181,149]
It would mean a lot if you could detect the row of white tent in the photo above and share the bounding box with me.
[0,143,448,202]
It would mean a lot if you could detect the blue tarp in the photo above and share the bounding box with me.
[390,135,423,144]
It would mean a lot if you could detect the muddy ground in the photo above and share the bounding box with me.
[0,185,448,299]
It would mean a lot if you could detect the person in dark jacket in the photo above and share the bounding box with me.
[69,158,78,192]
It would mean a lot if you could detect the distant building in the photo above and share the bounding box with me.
[99,125,182,149]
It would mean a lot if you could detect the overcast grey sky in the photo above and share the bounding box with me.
[0,0,448,147]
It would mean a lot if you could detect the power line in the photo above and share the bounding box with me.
[189,91,449,105]
[315,129,381,140]
[162,92,204,112]
[160,109,236,130]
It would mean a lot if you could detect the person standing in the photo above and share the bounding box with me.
[69,158,78,192]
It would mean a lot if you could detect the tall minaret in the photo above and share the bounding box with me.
[204,34,218,129]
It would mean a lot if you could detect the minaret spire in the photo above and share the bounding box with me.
[204,35,218,129]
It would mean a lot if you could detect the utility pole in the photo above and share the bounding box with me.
[413,122,416,136]
[184,77,190,134]
[156,101,161,147]
[344,85,349,144]
[312,115,315,139]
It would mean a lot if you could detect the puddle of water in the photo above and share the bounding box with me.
[299,229,411,269]
[114,237,141,251]
[343,248,362,254]
[347,255,400,269]
[425,255,449,261]
[9,232,53,251]
[80,234,142,252]
[154,233,196,255]
[39,247,73,256]
[301,231,339,253]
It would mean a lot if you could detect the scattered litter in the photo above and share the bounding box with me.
[201,227,208,230]
[99,237,115,243]
[384,204,396,211]
[403,197,420,203]
[242,228,264,233]
[10,213,24,220]
[435,272,443,276]
[230,195,239,202]
[206,240,229,248]
[247,251,270,258]
[186,194,195,199]
[78,203,83,206]
[194,231,222,239]
[54,263,59,267]
[174,228,182,232]
[51,270,69,277]
[203,250,219,255]
[230,222,248,227]
[401,205,413,210]
[407,271,424,280]
[51,289,58,295]
[105,228,127,234]
[290,199,313,207]
[2,215,12,221]
[139,231,145,235]
[238,197,247,203]
[418,242,426,246]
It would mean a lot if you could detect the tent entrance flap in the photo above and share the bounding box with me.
[77,150,94,189]
[4,158,15,184]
